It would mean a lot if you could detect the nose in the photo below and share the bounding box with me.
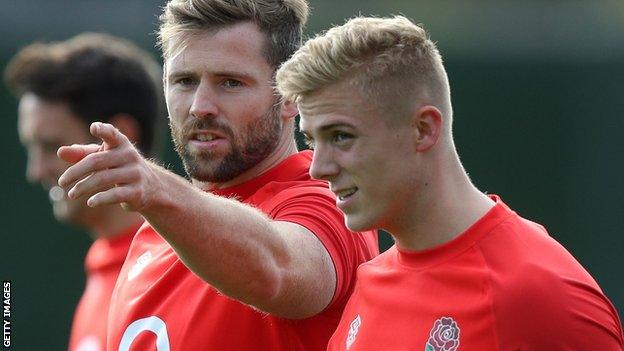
[309,145,340,182]
[189,82,219,119]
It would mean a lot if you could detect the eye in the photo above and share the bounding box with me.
[332,131,354,145]
[175,77,196,86]
[222,79,243,88]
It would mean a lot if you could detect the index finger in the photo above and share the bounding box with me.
[90,122,131,151]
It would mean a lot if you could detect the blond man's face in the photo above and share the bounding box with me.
[299,84,420,232]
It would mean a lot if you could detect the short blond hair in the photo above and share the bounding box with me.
[158,0,309,68]
[276,15,451,119]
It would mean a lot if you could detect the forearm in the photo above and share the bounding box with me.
[140,163,330,316]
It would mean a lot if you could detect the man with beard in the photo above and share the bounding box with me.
[57,1,379,350]
[5,33,163,351]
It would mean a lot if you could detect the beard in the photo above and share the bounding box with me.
[170,101,282,183]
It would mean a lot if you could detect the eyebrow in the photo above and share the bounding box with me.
[302,122,355,135]
[167,69,256,81]
[167,70,194,79]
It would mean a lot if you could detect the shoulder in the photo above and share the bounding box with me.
[480,219,624,348]
[477,213,586,279]
[491,262,622,348]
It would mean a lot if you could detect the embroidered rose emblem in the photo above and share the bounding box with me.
[425,317,460,351]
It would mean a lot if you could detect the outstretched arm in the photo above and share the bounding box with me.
[58,122,336,318]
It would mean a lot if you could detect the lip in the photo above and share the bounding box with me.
[187,130,229,150]
[188,139,229,151]
[332,187,358,211]
[188,129,227,140]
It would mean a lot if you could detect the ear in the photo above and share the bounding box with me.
[108,114,141,144]
[411,105,442,152]
[280,99,299,121]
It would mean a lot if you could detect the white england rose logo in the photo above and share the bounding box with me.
[425,316,460,351]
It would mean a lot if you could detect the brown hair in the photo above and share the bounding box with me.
[158,0,309,69]
[4,32,163,155]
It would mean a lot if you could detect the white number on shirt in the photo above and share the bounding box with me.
[118,316,170,351]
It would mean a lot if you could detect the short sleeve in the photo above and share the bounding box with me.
[261,185,378,308]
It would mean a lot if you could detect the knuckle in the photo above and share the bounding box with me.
[129,186,143,199]
[115,187,128,202]
[129,149,142,162]
[75,177,90,192]
[120,147,140,163]
[88,152,105,169]
[130,167,142,181]
[78,180,89,194]
[100,170,116,186]
[119,186,136,202]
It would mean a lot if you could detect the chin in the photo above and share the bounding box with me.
[51,201,68,219]
[344,213,376,232]
[53,207,78,225]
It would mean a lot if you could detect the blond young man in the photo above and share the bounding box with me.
[5,33,163,351]
[57,1,378,350]
[276,15,624,350]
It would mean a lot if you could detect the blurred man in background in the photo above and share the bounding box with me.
[277,15,624,350]
[5,33,163,351]
[56,0,378,350]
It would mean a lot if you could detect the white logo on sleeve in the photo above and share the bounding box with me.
[128,251,152,281]
[345,314,362,350]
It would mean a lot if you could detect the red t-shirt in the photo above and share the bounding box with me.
[106,151,379,351]
[328,196,623,350]
[69,223,140,351]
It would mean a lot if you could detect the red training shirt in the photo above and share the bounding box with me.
[328,196,623,351]
[106,151,379,351]
[69,223,140,351]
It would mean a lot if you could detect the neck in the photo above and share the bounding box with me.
[193,129,299,191]
[389,148,495,252]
